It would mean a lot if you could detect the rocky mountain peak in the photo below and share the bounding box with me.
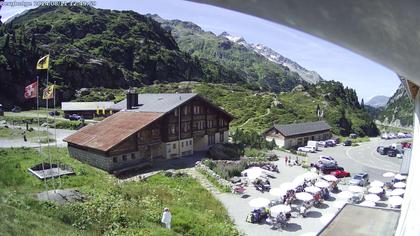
[221,32,322,84]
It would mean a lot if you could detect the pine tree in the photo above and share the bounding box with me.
[30,33,36,50]
[361,98,365,109]
[3,33,9,50]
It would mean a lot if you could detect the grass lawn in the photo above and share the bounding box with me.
[0,147,239,236]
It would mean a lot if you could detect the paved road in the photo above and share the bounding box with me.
[0,126,75,148]
[304,138,410,182]
[4,111,98,123]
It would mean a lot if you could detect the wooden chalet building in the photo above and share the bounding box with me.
[64,93,233,173]
[263,121,332,149]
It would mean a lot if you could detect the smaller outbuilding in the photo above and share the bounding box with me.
[263,121,332,149]
[61,101,115,119]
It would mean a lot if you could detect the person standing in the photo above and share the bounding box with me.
[161,207,172,229]
[285,156,288,166]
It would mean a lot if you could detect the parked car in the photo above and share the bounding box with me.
[349,173,369,186]
[318,155,337,165]
[297,146,316,153]
[318,141,326,147]
[49,110,60,116]
[307,140,319,151]
[377,146,392,155]
[387,149,397,157]
[404,133,413,138]
[387,149,403,158]
[381,133,389,139]
[330,170,351,178]
[11,106,21,113]
[325,140,336,147]
[388,133,397,139]
[321,165,344,175]
[313,161,336,170]
[349,133,358,139]
[68,114,82,121]
[401,142,412,149]
[343,140,352,146]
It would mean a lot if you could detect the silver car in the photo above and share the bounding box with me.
[349,173,369,186]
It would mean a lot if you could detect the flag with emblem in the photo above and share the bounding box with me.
[36,55,50,70]
[24,81,38,99]
[42,85,54,100]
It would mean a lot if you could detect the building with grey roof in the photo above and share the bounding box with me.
[263,121,332,149]
[111,93,197,113]
[61,101,115,119]
[64,91,233,174]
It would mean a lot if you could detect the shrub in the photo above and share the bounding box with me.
[207,143,241,160]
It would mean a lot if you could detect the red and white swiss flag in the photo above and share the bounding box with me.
[24,81,38,99]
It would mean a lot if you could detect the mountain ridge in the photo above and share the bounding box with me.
[379,83,413,127]
[366,95,389,108]
[220,31,323,84]
[151,14,315,92]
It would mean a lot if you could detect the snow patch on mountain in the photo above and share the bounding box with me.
[220,32,323,84]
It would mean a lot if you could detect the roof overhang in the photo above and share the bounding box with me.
[190,0,420,94]
[400,76,419,101]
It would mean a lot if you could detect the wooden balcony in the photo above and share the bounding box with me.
[181,132,192,139]
[218,127,228,132]
[207,127,218,133]
[181,116,192,122]
[192,129,205,137]
[138,137,161,146]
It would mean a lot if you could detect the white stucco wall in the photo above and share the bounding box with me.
[396,91,420,235]
[165,138,193,158]
[223,131,229,143]
[266,137,285,148]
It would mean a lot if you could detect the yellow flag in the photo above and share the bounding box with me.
[42,85,54,100]
[36,55,50,70]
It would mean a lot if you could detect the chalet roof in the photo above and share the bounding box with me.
[269,121,331,137]
[64,111,163,152]
[64,93,234,152]
[112,93,197,112]
[61,102,115,111]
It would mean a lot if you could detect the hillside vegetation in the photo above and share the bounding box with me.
[153,15,307,93]
[0,147,239,235]
[379,83,413,127]
[0,6,245,109]
[0,6,310,110]
[75,81,379,137]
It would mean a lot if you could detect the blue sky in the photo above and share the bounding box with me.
[1,0,400,100]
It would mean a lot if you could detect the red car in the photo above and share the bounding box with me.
[330,170,350,178]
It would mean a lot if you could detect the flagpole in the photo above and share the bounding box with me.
[53,80,62,189]
[37,75,48,198]
[36,76,41,151]
[45,52,57,192]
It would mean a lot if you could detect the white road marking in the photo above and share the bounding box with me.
[345,148,398,172]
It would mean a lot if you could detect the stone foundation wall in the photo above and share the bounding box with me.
[68,146,111,172]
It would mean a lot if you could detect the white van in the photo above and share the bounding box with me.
[307,140,319,151]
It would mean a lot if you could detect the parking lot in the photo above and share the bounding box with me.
[212,137,409,235]
[304,137,408,182]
